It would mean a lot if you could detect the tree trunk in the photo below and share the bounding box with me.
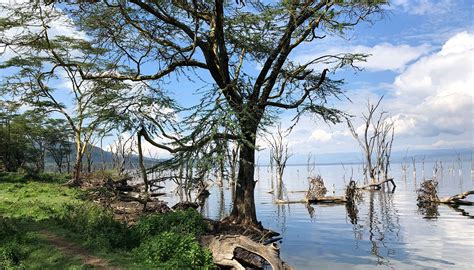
[137,130,149,192]
[227,124,260,228]
[72,135,83,186]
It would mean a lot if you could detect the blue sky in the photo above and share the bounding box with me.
[265,0,474,159]
[1,0,473,160]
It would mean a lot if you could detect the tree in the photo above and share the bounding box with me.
[43,118,73,173]
[0,1,386,227]
[265,124,291,200]
[0,100,63,172]
[0,6,128,184]
[0,101,35,171]
[348,96,395,184]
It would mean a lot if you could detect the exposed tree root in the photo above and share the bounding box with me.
[200,235,292,270]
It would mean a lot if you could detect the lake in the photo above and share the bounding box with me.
[161,161,474,269]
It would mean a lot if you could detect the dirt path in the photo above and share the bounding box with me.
[39,230,119,269]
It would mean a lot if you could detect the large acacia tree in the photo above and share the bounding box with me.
[1,0,385,227]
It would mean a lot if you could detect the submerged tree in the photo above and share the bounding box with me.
[1,1,386,227]
[265,124,291,200]
[348,96,394,185]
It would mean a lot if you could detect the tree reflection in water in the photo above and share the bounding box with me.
[417,202,474,219]
[417,202,440,218]
[346,190,401,267]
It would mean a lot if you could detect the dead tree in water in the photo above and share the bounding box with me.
[348,96,395,186]
[417,179,474,206]
[276,175,358,204]
[266,125,291,200]
[411,157,417,181]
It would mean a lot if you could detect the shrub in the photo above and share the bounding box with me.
[134,232,214,269]
[0,172,70,184]
[56,203,138,250]
[134,209,208,240]
[0,218,18,240]
[0,240,25,269]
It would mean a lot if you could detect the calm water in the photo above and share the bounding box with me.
[161,161,474,269]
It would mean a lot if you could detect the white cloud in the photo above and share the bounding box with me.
[310,129,332,142]
[355,43,431,72]
[281,32,474,155]
[391,0,453,15]
[389,31,474,140]
[295,43,430,72]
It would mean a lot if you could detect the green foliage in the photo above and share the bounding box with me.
[134,209,208,239]
[0,176,81,221]
[0,217,18,239]
[134,232,214,269]
[56,203,138,251]
[0,240,26,269]
[0,174,214,269]
[0,171,70,184]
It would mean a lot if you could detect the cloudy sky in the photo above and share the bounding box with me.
[270,0,473,159]
[0,0,472,160]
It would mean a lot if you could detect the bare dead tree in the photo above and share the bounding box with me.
[109,134,134,175]
[348,96,395,185]
[265,125,292,200]
[412,157,417,181]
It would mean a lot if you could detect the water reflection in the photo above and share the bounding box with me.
[448,204,474,219]
[364,191,401,267]
[157,161,473,269]
[417,202,440,219]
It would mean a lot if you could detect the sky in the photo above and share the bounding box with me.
[0,0,473,160]
[269,0,474,159]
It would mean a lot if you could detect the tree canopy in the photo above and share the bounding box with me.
[0,0,387,227]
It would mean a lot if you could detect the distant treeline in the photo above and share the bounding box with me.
[0,104,156,174]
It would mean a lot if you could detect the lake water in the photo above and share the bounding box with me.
[161,161,474,269]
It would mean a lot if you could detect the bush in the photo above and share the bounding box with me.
[134,232,214,269]
[134,209,208,240]
[0,241,25,269]
[0,218,18,240]
[0,172,70,184]
[56,203,138,250]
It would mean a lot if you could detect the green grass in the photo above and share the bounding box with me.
[0,225,93,270]
[0,172,215,269]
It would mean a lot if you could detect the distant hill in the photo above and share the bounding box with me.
[44,143,160,170]
[261,148,473,166]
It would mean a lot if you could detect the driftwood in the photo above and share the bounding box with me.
[172,201,199,210]
[200,235,292,270]
[305,176,327,201]
[118,192,153,204]
[357,178,396,191]
[438,191,474,205]
[417,179,474,206]
[275,176,347,204]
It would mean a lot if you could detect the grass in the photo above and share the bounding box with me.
[0,172,215,269]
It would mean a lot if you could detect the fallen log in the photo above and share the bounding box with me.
[357,178,396,191]
[417,179,474,206]
[118,192,153,205]
[200,235,292,270]
[275,196,347,204]
[438,191,474,205]
[275,176,349,205]
[275,199,307,204]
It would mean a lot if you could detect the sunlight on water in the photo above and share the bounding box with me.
[162,161,474,269]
